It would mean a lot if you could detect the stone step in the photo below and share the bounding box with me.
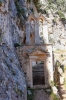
[62,94,66,97]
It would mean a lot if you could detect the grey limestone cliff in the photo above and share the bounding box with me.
[0,0,27,100]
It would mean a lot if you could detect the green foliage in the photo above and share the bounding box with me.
[27,0,41,12]
[42,6,49,16]
[63,78,66,89]
[33,0,41,12]
[50,81,55,86]
[15,0,27,20]
[64,65,66,70]
[50,92,60,100]
[49,37,55,44]
[56,0,65,6]
[27,88,34,100]
[57,10,66,20]
[27,0,31,3]
[48,0,54,4]
[15,0,24,15]
[52,18,57,25]
[43,0,66,25]
[56,60,61,67]
[14,43,20,47]
[14,87,22,97]
[0,0,2,7]
[11,70,16,76]
[49,3,57,10]
[57,40,61,45]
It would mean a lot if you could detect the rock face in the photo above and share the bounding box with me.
[0,0,27,100]
[0,0,66,99]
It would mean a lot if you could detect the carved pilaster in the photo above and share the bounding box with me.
[35,22,40,44]
[26,22,30,44]
[43,23,48,44]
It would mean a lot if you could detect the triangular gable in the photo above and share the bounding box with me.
[29,49,49,56]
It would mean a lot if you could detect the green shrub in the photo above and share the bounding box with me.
[64,65,66,70]
[57,11,66,20]
[56,0,65,6]
[15,0,27,19]
[11,70,16,76]
[56,60,61,67]
[48,0,54,4]
[49,37,55,44]
[14,87,22,97]
[63,78,66,89]
[14,43,20,47]
[50,92,60,100]
[27,0,31,3]
[50,81,55,86]
[0,1,2,7]
[33,0,41,12]
[27,88,34,100]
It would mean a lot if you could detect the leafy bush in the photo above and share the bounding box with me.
[27,0,31,3]
[27,0,41,12]
[64,65,66,70]
[14,43,20,47]
[57,11,66,19]
[56,0,65,6]
[15,0,27,20]
[14,87,22,97]
[63,78,66,89]
[50,81,55,86]
[27,88,34,100]
[33,0,41,12]
[56,60,61,67]
[50,92,60,100]
[48,0,54,4]
[0,1,2,7]
[49,37,55,44]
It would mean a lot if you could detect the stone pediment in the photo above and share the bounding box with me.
[28,49,49,56]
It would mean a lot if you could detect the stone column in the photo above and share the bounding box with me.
[43,23,48,44]
[29,58,33,87]
[35,22,40,44]
[46,45,53,84]
[26,21,30,44]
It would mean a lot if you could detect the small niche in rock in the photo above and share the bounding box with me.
[23,36,26,44]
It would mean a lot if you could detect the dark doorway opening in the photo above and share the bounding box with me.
[32,61,45,85]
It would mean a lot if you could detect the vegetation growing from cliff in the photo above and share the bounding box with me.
[45,0,66,21]
[0,0,2,7]
[26,0,66,23]
[27,0,41,12]
[15,0,26,19]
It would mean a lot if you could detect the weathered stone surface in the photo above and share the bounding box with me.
[0,0,27,100]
